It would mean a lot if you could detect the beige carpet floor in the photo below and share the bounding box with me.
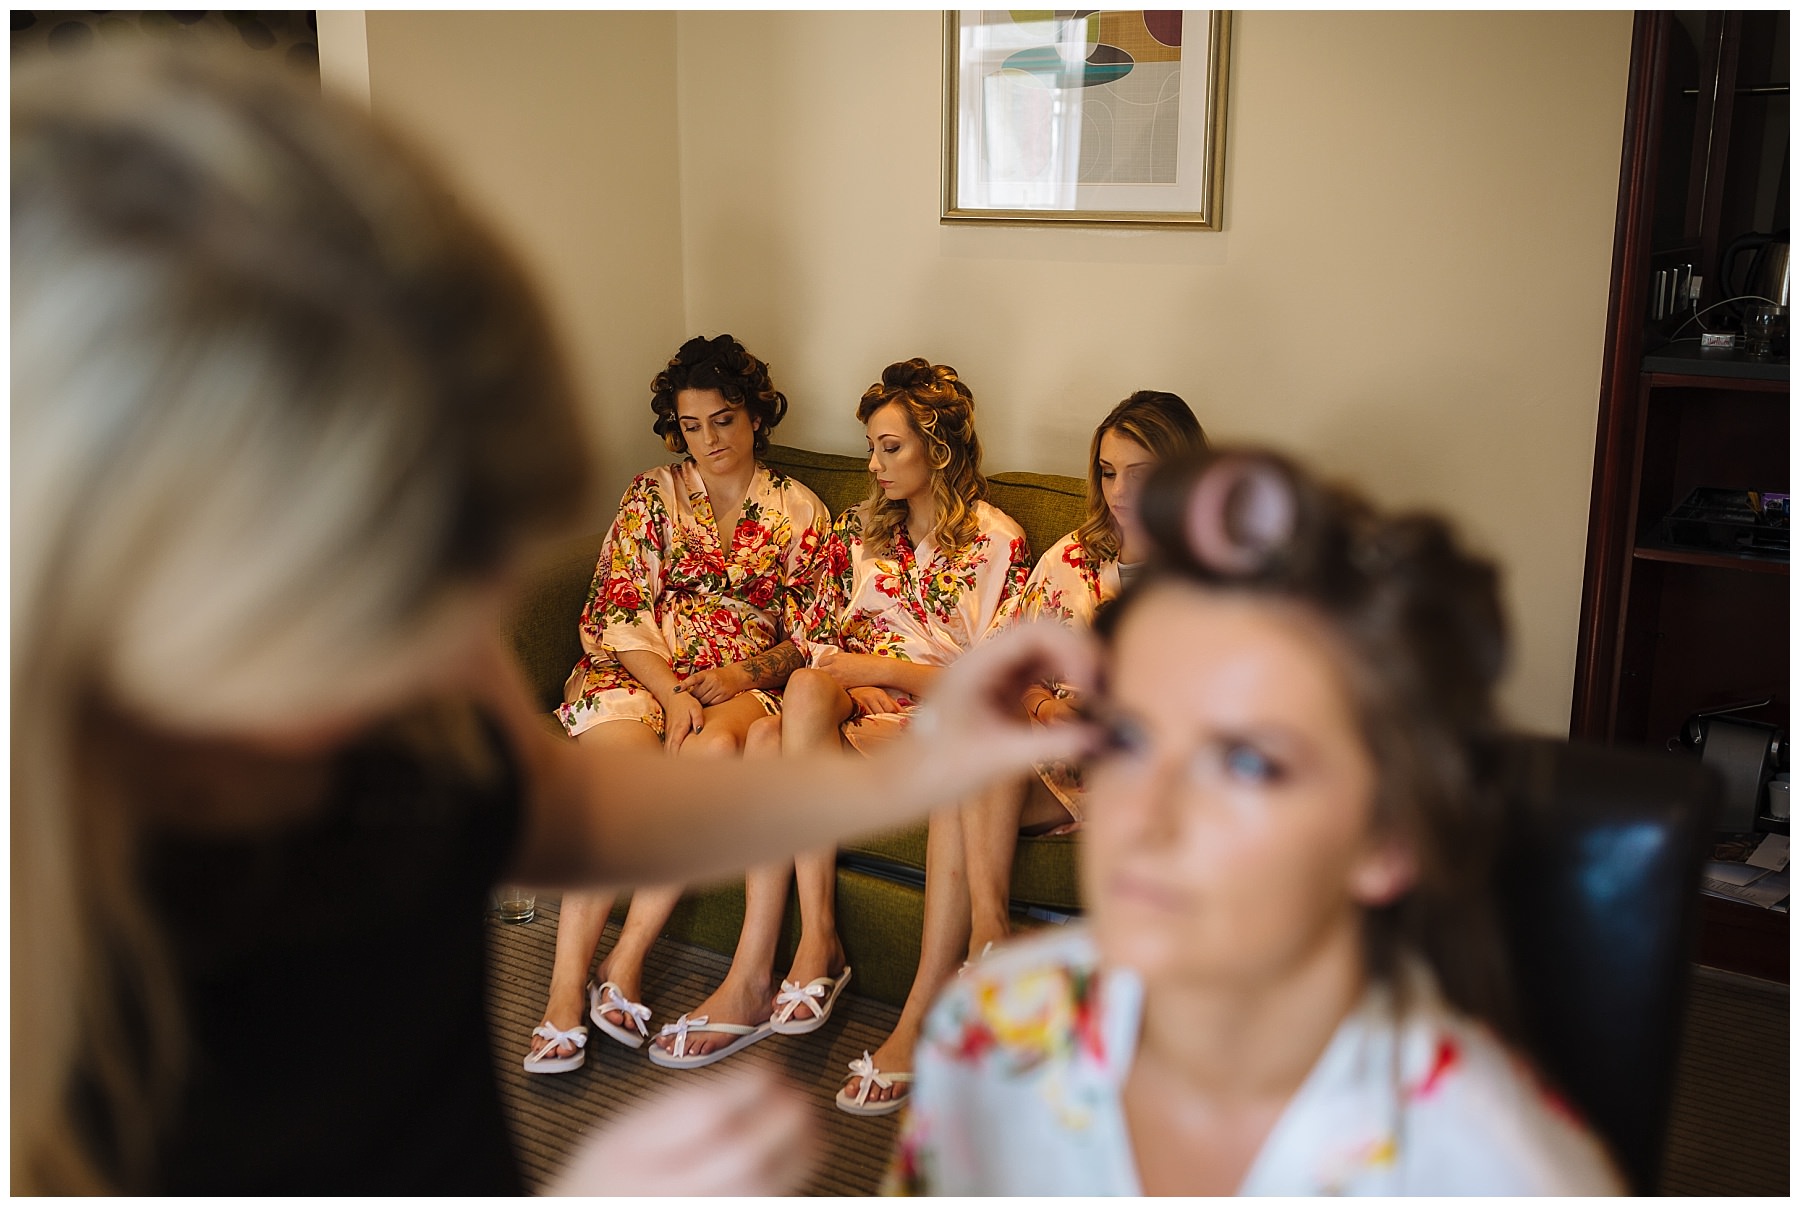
[484,895,902,1195]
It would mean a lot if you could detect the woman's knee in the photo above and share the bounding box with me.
[680,724,743,760]
[744,714,783,755]
[575,717,661,752]
[783,667,843,715]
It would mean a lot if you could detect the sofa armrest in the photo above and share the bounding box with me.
[505,531,604,715]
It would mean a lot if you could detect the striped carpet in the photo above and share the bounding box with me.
[484,895,902,1195]
[1656,965,1789,1196]
[487,898,1789,1196]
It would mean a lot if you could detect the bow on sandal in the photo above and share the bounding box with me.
[588,980,653,1049]
[769,966,853,1035]
[522,1021,589,1075]
[835,1050,913,1116]
[646,1012,775,1070]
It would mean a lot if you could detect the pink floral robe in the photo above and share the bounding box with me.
[890,926,1624,1196]
[798,498,1031,752]
[1012,532,1121,631]
[556,461,829,738]
[1004,533,1123,824]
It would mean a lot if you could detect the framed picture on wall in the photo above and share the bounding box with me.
[941,10,1231,229]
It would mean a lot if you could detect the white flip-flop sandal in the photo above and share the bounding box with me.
[588,980,652,1049]
[835,1050,913,1116]
[768,966,853,1035]
[522,1021,589,1074]
[645,1012,775,1070]
[957,941,997,980]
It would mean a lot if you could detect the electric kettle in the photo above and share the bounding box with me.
[1720,229,1790,314]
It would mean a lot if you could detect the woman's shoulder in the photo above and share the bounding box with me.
[625,462,687,496]
[758,464,829,517]
[834,499,873,537]
[1388,982,1625,1194]
[973,498,1028,541]
[1034,533,1090,572]
[921,927,1106,1068]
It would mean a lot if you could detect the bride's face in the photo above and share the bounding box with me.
[1082,580,1414,989]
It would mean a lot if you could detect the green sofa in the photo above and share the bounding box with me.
[503,444,1088,1007]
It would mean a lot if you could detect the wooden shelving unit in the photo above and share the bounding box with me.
[1572,11,1789,983]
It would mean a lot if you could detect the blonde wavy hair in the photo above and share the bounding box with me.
[855,358,988,554]
[12,50,588,1190]
[1074,390,1208,564]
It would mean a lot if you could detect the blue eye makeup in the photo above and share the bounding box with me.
[1221,742,1281,784]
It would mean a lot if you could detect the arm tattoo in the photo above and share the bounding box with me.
[741,640,805,691]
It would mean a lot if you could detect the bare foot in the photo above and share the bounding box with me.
[651,973,774,1059]
[775,932,848,1025]
[529,994,588,1061]
[843,1021,918,1107]
[591,959,651,1042]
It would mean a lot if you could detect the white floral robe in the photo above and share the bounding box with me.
[1005,533,1123,823]
[1012,532,1121,631]
[798,499,1031,752]
[556,461,829,738]
[892,926,1624,1196]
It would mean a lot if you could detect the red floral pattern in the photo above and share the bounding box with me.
[1005,533,1116,631]
[893,932,1625,1196]
[800,500,1031,680]
[556,461,829,736]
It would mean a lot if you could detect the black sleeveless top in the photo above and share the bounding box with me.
[91,715,526,1194]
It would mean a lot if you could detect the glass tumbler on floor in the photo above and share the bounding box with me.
[493,886,537,923]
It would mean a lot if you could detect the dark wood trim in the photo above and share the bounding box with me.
[1696,895,1789,984]
[1641,370,1789,392]
[1633,546,1790,576]
[1572,13,1669,742]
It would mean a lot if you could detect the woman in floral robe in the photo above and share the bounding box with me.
[953,393,1208,970]
[554,465,823,740]
[890,449,1623,1195]
[755,359,1033,1114]
[525,335,832,1074]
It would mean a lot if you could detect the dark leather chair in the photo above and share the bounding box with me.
[1494,736,1717,1194]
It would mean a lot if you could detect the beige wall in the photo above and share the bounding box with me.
[359,10,686,521]
[342,10,1631,734]
[674,10,1632,734]
[315,10,370,109]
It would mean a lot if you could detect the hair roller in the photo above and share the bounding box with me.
[1185,456,1295,575]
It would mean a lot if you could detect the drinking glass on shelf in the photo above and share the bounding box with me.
[1742,303,1784,360]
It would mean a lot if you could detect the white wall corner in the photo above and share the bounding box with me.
[316,10,371,110]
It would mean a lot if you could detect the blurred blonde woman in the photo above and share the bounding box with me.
[11,50,1094,1194]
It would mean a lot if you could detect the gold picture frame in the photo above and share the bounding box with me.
[941,10,1231,230]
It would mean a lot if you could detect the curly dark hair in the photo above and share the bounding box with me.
[649,334,788,457]
[1097,446,1515,1039]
